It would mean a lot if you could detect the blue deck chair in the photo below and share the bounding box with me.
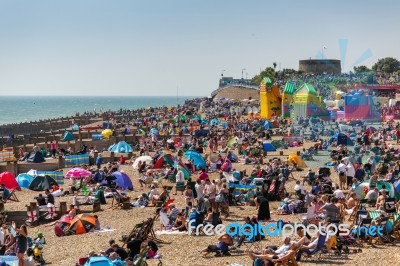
[296,231,328,261]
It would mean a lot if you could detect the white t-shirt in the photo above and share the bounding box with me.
[195,184,204,199]
[365,190,378,201]
[346,164,355,177]
[337,163,347,174]
[333,189,345,198]
[176,170,185,183]
[294,184,305,194]
[204,183,216,199]
[52,190,63,197]
[149,189,160,199]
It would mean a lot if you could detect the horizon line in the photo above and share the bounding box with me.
[0,95,207,97]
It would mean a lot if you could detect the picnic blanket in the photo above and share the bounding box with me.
[65,154,89,168]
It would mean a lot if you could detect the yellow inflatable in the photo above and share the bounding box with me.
[288,153,307,168]
[101,129,113,139]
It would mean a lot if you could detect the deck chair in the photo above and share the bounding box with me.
[299,205,318,225]
[276,246,300,266]
[297,231,328,261]
[348,200,362,221]
[383,198,396,214]
[111,190,130,209]
[3,189,19,202]
[353,217,374,245]
[307,171,316,186]
[375,216,395,245]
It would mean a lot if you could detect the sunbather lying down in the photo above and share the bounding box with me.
[199,230,234,257]
[248,242,298,266]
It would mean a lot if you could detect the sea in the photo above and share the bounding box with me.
[0,96,197,125]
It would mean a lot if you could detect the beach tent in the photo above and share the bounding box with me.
[26,151,45,163]
[63,131,74,141]
[263,142,276,152]
[101,129,113,139]
[0,172,21,190]
[16,173,34,189]
[288,154,307,168]
[29,175,58,191]
[83,256,113,266]
[185,150,206,169]
[221,159,232,172]
[111,171,133,190]
[227,152,238,162]
[263,121,274,129]
[353,180,399,200]
[132,156,153,169]
[54,214,73,237]
[271,140,285,149]
[395,179,400,192]
[107,141,132,153]
[329,133,354,146]
[227,137,238,148]
[153,154,174,169]
[72,124,80,131]
[148,128,159,136]
[194,129,209,138]
[173,161,190,179]
[210,118,219,126]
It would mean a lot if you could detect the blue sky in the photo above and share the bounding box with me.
[0,0,399,96]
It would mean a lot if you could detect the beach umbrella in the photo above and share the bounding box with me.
[111,171,133,190]
[67,214,98,235]
[366,126,377,134]
[132,156,153,169]
[63,131,74,141]
[65,168,92,179]
[173,161,190,179]
[0,172,21,191]
[54,214,73,237]
[185,150,206,169]
[16,173,34,189]
[101,129,113,139]
[107,141,133,153]
[29,175,58,191]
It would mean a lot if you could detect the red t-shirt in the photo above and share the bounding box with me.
[199,172,208,181]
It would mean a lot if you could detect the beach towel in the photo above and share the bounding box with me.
[90,228,116,234]
[65,154,89,168]
[155,230,187,235]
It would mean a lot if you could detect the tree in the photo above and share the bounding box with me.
[353,65,371,73]
[372,57,400,74]
[251,67,277,85]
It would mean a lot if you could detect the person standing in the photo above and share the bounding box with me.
[50,140,57,158]
[337,160,347,190]
[13,222,27,266]
[203,179,216,211]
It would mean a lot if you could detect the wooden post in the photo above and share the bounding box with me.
[111,151,115,162]
[0,202,4,212]
[58,155,64,169]
[59,202,67,215]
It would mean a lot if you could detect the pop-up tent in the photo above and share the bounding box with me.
[185,150,206,169]
[111,171,133,190]
[353,180,400,200]
[263,142,276,151]
[83,256,113,266]
[29,175,58,191]
[63,131,74,141]
[288,153,307,168]
[0,172,21,190]
[153,154,174,169]
[16,173,34,189]
[329,133,354,146]
[107,141,133,153]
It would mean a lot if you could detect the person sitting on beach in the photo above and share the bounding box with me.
[168,203,179,224]
[148,185,160,204]
[249,242,298,266]
[111,243,128,261]
[51,188,64,197]
[108,252,124,266]
[118,155,126,165]
[172,212,187,231]
[132,195,148,207]
[35,193,47,208]
[199,229,233,257]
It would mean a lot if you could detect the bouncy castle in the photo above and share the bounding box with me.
[291,83,329,120]
[281,82,296,119]
[344,90,380,121]
[259,77,282,119]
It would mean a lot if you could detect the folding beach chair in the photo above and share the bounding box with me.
[3,189,19,203]
[297,231,328,261]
